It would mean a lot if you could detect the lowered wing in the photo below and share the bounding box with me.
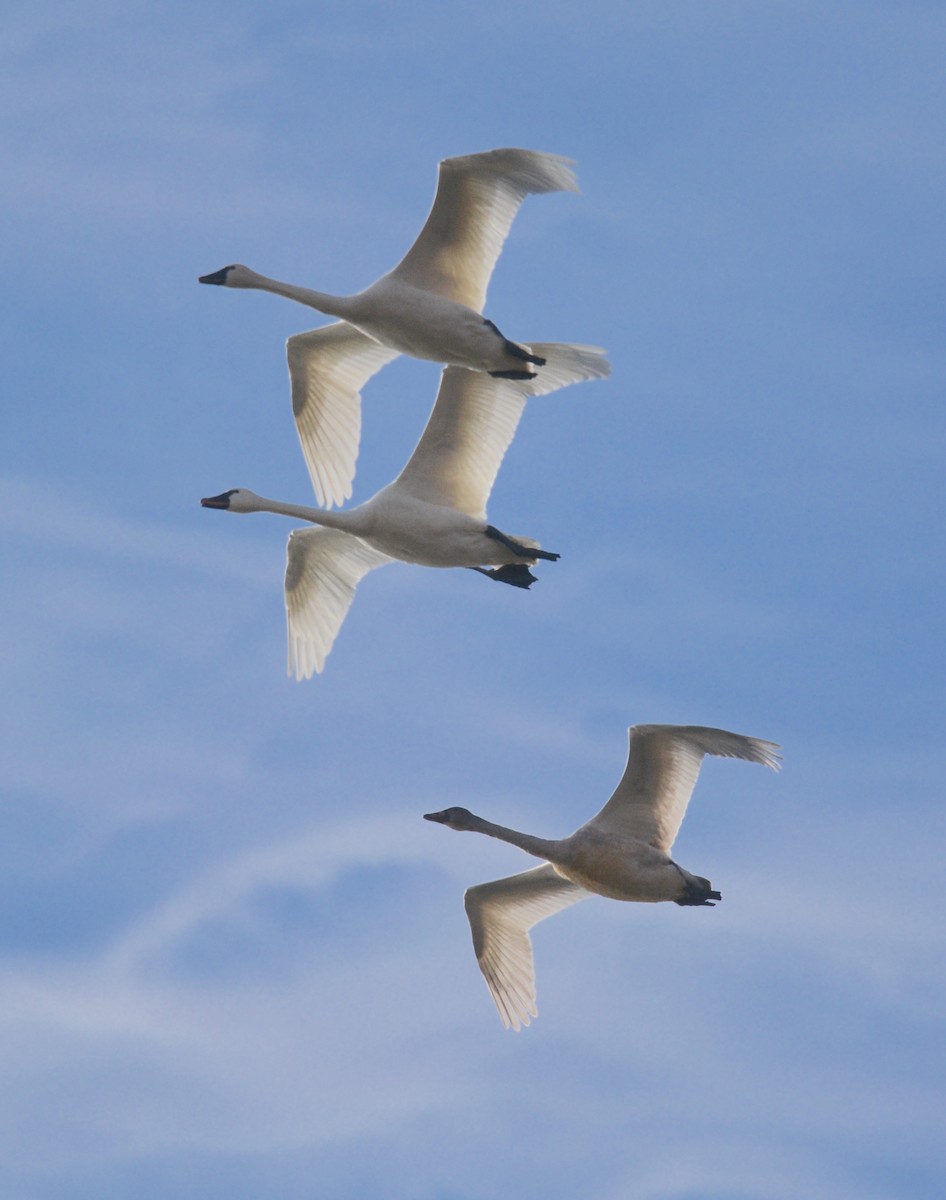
[284,526,393,679]
[464,864,590,1031]
[286,323,400,508]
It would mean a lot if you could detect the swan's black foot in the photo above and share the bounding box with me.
[511,346,546,366]
[483,318,547,367]
[489,368,538,380]
[470,564,538,589]
[484,525,560,562]
[674,877,722,907]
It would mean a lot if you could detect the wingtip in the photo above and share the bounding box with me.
[747,735,783,772]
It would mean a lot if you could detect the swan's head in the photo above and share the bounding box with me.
[200,488,261,513]
[198,264,255,287]
[424,806,477,831]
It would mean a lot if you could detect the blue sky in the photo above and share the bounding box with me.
[2,1,945,1197]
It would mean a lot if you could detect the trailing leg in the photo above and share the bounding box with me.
[671,861,722,906]
[469,564,538,589]
[483,318,547,367]
[484,524,560,562]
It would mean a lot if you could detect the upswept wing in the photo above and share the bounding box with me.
[286,323,400,509]
[284,527,392,679]
[391,344,609,517]
[387,148,579,311]
[587,725,782,853]
[464,864,590,1031]
[390,368,527,517]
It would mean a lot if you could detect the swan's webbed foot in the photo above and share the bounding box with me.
[470,565,538,589]
[675,891,721,907]
[674,879,722,907]
[671,862,721,906]
[484,525,560,562]
[483,319,546,368]
[489,369,539,380]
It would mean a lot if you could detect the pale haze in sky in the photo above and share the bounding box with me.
[2,2,945,1198]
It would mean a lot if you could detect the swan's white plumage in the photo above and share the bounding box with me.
[589,724,783,852]
[386,148,578,311]
[286,324,399,508]
[393,345,607,517]
[464,865,589,1031]
[203,148,591,507]
[205,347,608,676]
[284,527,391,679]
[429,724,781,1029]
[391,369,527,518]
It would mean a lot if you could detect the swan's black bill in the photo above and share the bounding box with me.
[198,266,232,285]
[423,811,448,824]
[201,490,236,509]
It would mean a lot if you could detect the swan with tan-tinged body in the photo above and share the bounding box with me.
[425,724,781,1030]
[201,346,608,677]
[199,148,594,507]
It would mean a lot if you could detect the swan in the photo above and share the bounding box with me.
[201,346,609,677]
[424,724,781,1030]
[199,147,593,507]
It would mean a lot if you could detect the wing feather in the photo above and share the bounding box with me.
[387,148,579,311]
[286,324,400,508]
[391,344,609,516]
[391,368,526,517]
[284,527,392,679]
[588,725,782,852]
[464,864,589,1031]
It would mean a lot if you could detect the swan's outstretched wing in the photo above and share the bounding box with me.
[387,148,579,312]
[284,527,392,679]
[286,324,400,509]
[587,725,782,853]
[391,368,526,518]
[392,344,610,517]
[464,864,590,1031]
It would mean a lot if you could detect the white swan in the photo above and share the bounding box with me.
[424,724,781,1030]
[199,147,591,507]
[201,345,609,677]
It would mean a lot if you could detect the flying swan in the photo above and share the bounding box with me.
[424,723,781,1030]
[199,147,594,507]
[201,347,609,677]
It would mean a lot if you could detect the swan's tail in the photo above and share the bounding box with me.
[513,343,611,395]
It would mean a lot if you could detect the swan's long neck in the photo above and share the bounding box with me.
[247,494,351,530]
[465,814,561,864]
[240,269,355,319]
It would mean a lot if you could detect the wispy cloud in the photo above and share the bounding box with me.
[3,2,945,1197]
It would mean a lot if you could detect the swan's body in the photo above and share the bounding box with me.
[201,346,608,677]
[207,271,541,371]
[199,147,593,506]
[425,724,781,1030]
